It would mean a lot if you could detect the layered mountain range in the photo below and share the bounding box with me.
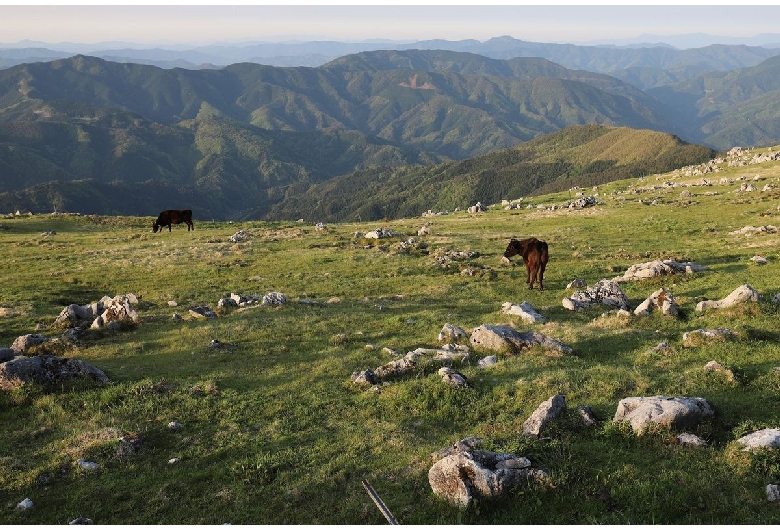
[0,43,777,221]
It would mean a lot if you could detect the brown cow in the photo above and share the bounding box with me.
[152,209,194,233]
[503,237,549,290]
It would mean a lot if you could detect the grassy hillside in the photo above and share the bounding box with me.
[2,145,780,524]
[267,125,716,222]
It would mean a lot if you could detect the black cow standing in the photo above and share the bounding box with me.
[152,209,194,233]
[503,237,549,290]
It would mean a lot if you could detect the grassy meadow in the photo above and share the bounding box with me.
[2,151,780,524]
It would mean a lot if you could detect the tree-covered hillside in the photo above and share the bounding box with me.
[266,125,716,222]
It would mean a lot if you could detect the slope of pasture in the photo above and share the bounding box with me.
[1,148,780,524]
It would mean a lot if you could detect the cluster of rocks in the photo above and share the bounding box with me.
[417,223,432,236]
[354,227,400,239]
[53,293,140,330]
[678,146,780,176]
[563,279,759,319]
[351,322,573,390]
[228,230,251,243]
[428,436,549,507]
[431,248,479,269]
[612,259,707,283]
[500,198,524,210]
[467,202,486,214]
[428,389,780,507]
[566,195,598,209]
[729,225,777,236]
[563,279,629,311]
[185,291,287,320]
[216,292,262,309]
[421,209,450,218]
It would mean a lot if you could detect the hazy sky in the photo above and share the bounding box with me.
[2,4,780,46]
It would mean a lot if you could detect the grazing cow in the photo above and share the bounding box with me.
[152,209,194,233]
[503,237,549,290]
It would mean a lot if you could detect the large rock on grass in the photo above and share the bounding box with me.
[0,354,108,390]
[613,395,713,434]
[470,324,572,355]
[428,437,548,507]
[696,284,759,311]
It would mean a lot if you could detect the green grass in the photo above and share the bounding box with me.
[2,152,780,523]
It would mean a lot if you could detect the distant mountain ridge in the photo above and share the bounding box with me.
[3,35,780,83]
[1,49,780,221]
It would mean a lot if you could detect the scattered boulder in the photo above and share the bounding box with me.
[428,437,548,507]
[704,360,735,381]
[418,224,432,236]
[613,259,707,283]
[683,328,734,347]
[501,301,547,324]
[563,279,629,311]
[116,432,145,460]
[89,294,140,329]
[373,351,420,379]
[567,278,587,289]
[228,230,251,243]
[217,297,238,309]
[16,498,33,510]
[522,394,567,436]
[613,396,714,434]
[478,355,497,368]
[695,284,759,311]
[189,306,216,320]
[262,292,287,306]
[467,202,486,214]
[729,225,777,236]
[0,347,14,362]
[10,333,52,354]
[633,288,679,317]
[364,227,399,239]
[567,195,597,209]
[577,405,598,428]
[767,484,780,503]
[350,369,378,386]
[438,323,468,343]
[750,255,768,265]
[470,324,572,355]
[736,428,780,451]
[676,433,708,447]
[438,366,468,387]
[0,354,108,390]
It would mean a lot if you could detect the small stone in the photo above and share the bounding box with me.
[77,459,99,471]
[16,498,34,510]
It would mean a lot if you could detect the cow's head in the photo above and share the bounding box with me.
[152,221,160,233]
[504,239,522,258]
